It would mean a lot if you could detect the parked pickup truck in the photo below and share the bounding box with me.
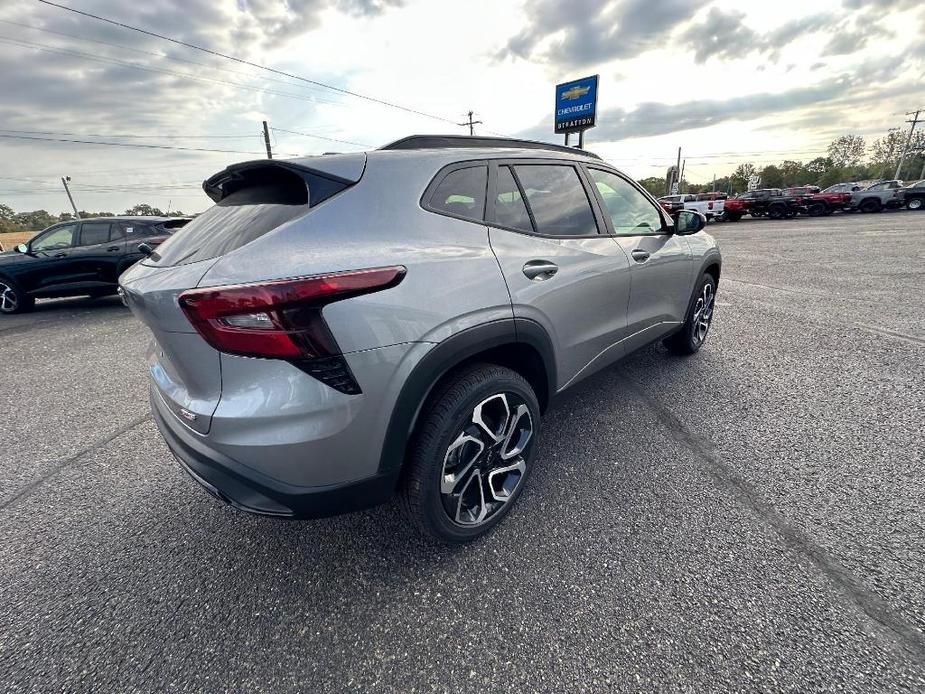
[901,179,925,210]
[658,192,725,221]
[733,189,803,219]
[785,185,853,216]
[850,180,905,212]
[721,196,752,222]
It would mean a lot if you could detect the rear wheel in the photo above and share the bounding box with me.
[723,211,741,222]
[768,204,786,220]
[0,277,33,315]
[807,201,827,216]
[399,364,540,543]
[664,273,716,355]
[907,197,924,211]
[859,198,881,213]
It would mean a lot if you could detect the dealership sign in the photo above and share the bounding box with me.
[554,75,598,134]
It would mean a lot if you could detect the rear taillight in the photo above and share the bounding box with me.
[178,266,406,394]
[708,201,714,210]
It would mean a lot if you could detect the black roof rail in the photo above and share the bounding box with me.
[379,134,602,160]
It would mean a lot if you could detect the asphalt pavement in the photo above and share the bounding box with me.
[1,211,923,693]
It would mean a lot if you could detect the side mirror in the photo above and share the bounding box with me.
[674,210,706,235]
[137,242,154,257]
[15,243,28,254]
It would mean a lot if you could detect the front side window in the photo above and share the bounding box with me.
[588,169,664,236]
[511,164,598,237]
[32,224,77,252]
[78,222,112,246]
[428,166,487,222]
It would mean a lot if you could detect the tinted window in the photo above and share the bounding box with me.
[428,166,487,222]
[493,166,533,233]
[79,222,112,246]
[589,169,664,236]
[150,185,309,267]
[512,165,597,236]
[32,224,76,251]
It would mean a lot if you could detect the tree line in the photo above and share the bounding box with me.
[0,203,188,233]
[636,128,925,198]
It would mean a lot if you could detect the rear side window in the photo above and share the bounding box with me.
[427,166,487,222]
[494,166,533,233]
[511,165,598,237]
[148,167,339,267]
[79,222,112,246]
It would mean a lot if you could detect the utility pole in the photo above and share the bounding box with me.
[458,111,483,136]
[262,120,273,159]
[61,176,79,219]
[679,159,686,193]
[919,149,925,180]
[894,109,921,180]
[712,173,716,192]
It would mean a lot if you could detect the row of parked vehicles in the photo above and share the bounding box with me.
[659,178,925,222]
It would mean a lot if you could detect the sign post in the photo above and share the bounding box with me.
[555,75,598,149]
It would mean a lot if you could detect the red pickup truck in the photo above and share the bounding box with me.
[784,185,853,216]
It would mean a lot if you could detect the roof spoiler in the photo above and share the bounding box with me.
[202,155,367,203]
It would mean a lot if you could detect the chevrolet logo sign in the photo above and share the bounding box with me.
[561,85,590,100]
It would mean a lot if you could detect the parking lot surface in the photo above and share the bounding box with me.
[1,211,923,693]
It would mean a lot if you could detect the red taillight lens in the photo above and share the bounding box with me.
[178,266,406,360]
[708,201,714,210]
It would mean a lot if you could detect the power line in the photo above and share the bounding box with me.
[0,128,259,140]
[35,0,460,125]
[270,127,371,148]
[0,36,355,110]
[0,132,302,156]
[0,18,340,96]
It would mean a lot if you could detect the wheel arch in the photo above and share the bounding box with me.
[377,318,555,479]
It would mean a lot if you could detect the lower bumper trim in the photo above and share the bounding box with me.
[151,390,398,519]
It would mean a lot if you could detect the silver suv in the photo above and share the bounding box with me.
[120,135,721,542]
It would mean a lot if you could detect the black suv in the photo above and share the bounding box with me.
[0,216,189,314]
[736,189,803,219]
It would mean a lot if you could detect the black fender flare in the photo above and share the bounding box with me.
[376,318,556,479]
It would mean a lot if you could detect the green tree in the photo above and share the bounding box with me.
[729,162,757,192]
[636,176,667,197]
[123,203,164,216]
[779,160,808,186]
[760,164,784,189]
[827,135,865,168]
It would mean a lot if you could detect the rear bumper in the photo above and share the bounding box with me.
[151,388,398,518]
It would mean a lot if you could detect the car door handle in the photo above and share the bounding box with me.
[631,249,650,263]
[107,245,120,252]
[53,252,67,258]
[522,260,558,281]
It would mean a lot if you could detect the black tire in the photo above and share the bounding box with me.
[768,204,786,220]
[663,273,717,356]
[859,198,881,213]
[807,201,827,216]
[399,363,540,543]
[0,276,34,315]
[907,197,924,211]
[723,211,741,222]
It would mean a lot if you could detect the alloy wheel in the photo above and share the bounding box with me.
[440,392,533,526]
[691,281,715,346]
[909,198,923,210]
[0,282,18,313]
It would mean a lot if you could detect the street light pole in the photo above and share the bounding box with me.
[61,176,79,219]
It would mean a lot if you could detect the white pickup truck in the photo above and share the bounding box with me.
[658,192,726,221]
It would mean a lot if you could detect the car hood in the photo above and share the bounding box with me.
[0,249,23,262]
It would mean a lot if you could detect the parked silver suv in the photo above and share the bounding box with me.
[120,135,721,542]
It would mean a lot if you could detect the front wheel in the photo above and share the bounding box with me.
[768,205,786,220]
[807,201,827,216]
[399,364,540,543]
[0,277,34,315]
[859,199,881,213]
[908,197,924,211]
[664,273,716,355]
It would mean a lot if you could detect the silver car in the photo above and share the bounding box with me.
[120,135,721,542]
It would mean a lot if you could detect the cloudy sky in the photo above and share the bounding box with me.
[1,0,923,214]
